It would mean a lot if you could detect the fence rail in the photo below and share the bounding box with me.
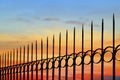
[0,14,120,80]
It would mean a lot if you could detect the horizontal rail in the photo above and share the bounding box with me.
[0,44,120,73]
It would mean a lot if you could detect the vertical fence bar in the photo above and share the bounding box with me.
[13,49,15,80]
[20,47,22,80]
[27,44,29,80]
[81,25,84,80]
[4,54,5,80]
[1,54,3,80]
[0,55,2,80]
[2,53,4,79]
[0,56,1,80]
[2,54,4,80]
[31,43,33,80]
[58,33,61,80]
[36,41,37,61]
[1,55,3,80]
[23,46,25,80]
[91,21,93,80]
[10,51,12,80]
[36,41,38,80]
[101,19,104,80]
[1,55,2,80]
[1,54,2,80]
[113,14,115,80]
[65,30,68,80]
[5,53,6,80]
[8,52,9,80]
[41,39,43,80]
[13,49,15,65]
[73,27,76,80]
[52,35,55,80]
[2,56,3,80]
[3,54,4,80]
[0,55,1,80]
[16,48,18,80]
[2,54,3,80]
[46,37,49,80]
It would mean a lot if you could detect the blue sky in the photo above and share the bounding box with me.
[0,0,120,42]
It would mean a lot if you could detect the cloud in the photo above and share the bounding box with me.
[9,17,31,23]
[43,18,60,21]
[32,16,41,20]
[16,17,31,22]
[65,20,101,27]
[65,20,85,25]
[8,15,41,23]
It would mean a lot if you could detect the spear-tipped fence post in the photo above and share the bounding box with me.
[7,52,10,80]
[13,49,15,80]
[58,33,61,80]
[101,19,104,80]
[73,27,76,80]
[31,43,33,80]
[91,21,94,80]
[52,35,55,80]
[20,47,22,80]
[65,30,68,80]
[27,44,29,80]
[5,53,6,80]
[46,37,49,80]
[23,46,25,80]
[10,51,12,80]
[36,40,38,80]
[41,39,43,80]
[81,25,84,80]
[113,14,116,80]
[16,48,18,80]
[0,55,1,80]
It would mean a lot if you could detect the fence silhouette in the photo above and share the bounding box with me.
[0,14,120,80]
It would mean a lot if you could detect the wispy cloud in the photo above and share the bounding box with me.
[43,17,60,21]
[65,20,101,27]
[14,17,31,23]
[32,16,41,20]
[65,20,85,25]
[7,17,32,23]
[7,15,41,23]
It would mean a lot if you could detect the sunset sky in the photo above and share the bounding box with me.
[0,0,120,47]
[0,0,120,80]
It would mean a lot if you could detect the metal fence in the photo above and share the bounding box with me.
[0,15,120,80]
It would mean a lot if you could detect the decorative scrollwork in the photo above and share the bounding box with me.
[1,44,120,74]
